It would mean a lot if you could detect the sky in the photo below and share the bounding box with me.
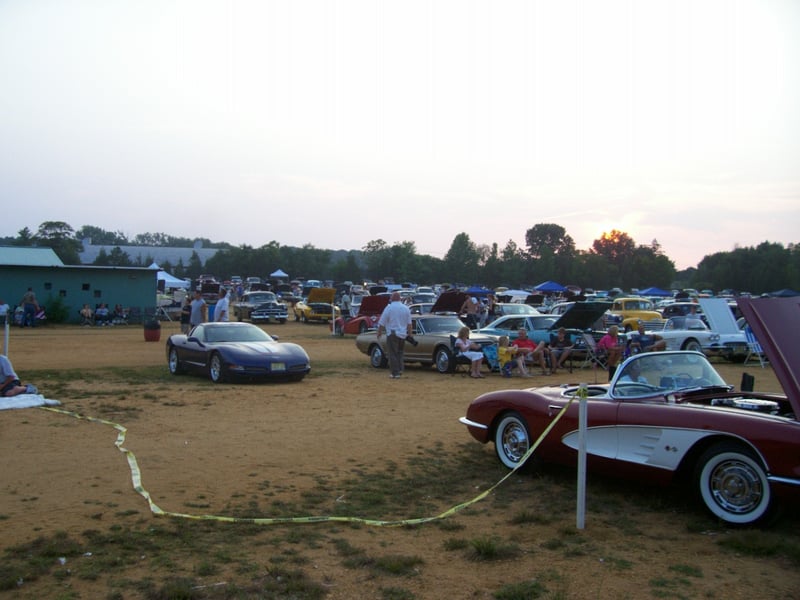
[1,0,798,271]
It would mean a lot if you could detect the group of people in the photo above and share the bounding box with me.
[1,288,45,328]
[180,288,231,334]
[596,321,667,380]
[79,303,127,326]
[495,327,573,378]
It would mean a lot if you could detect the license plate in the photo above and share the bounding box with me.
[271,362,285,372]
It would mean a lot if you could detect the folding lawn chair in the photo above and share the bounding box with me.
[744,325,768,368]
[579,332,608,383]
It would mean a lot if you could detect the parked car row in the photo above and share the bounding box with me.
[163,295,800,526]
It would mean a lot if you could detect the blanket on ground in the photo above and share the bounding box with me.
[0,394,61,410]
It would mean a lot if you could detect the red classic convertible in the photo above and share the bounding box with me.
[331,295,389,335]
[460,296,800,525]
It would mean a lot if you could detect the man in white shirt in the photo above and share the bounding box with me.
[376,291,412,378]
[215,288,230,322]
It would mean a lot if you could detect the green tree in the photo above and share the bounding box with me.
[75,225,128,246]
[362,239,392,281]
[35,221,82,264]
[331,252,363,283]
[12,227,35,246]
[443,233,480,284]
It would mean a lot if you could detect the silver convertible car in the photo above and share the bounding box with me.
[460,297,800,525]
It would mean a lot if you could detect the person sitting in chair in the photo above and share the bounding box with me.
[597,325,624,381]
[94,303,111,326]
[548,327,574,374]
[628,321,667,354]
[455,326,486,379]
[497,335,518,378]
[79,303,94,326]
[512,328,548,377]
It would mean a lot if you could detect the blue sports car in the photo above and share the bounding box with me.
[166,322,311,383]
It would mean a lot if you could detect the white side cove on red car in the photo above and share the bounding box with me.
[562,426,727,471]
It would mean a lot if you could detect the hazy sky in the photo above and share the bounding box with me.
[1,0,798,271]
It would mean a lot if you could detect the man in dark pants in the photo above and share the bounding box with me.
[376,291,412,379]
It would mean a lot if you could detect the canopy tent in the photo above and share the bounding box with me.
[534,280,566,293]
[464,286,493,297]
[149,263,191,288]
[639,286,672,297]
[495,289,529,303]
[270,269,289,278]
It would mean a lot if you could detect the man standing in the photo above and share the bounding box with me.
[215,288,230,322]
[340,291,352,317]
[20,287,39,328]
[189,289,208,330]
[376,291,412,379]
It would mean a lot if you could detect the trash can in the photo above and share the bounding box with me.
[143,318,161,342]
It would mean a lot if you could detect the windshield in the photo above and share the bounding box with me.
[246,293,277,303]
[202,324,275,343]
[418,316,467,334]
[612,352,727,397]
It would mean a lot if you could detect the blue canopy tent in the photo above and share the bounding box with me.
[639,286,672,297]
[534,280,566,293]
[465,286,493,297]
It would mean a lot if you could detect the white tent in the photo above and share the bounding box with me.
[270,269,289,278]
[159,271,190,288]
[149,263,191,288]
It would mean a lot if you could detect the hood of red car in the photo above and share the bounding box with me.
[358,295,390,316]
[430,290,468,314]
[306,287,336,303]
[551,301,611,331]
[737,296,800,412]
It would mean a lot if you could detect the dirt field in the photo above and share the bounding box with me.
[1,320,798,599]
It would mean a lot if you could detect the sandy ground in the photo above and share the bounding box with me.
[1,320,798,599]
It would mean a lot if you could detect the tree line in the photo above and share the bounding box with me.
[3,221,798,295]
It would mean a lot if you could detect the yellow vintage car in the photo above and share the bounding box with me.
[293,287,341,323]
[607,297,664,332]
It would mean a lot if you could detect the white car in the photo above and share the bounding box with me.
[642,317,718,352]
[698,298,749,361]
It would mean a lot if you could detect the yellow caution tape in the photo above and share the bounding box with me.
[41,394,575,526]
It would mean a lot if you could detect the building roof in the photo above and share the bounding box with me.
[78,242,219,266]
[0,246,64,267]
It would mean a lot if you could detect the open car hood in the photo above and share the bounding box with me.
[306,287,337,303]
[358,295,390,316]
[737,297,800,412]
[551,301,611,331]
[431,290,468,314]
[698,298,739,334]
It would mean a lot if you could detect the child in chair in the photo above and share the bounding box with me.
[497,336,517,378]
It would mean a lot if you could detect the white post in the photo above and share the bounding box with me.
[3,314,9,356]
[576,383,588,529]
